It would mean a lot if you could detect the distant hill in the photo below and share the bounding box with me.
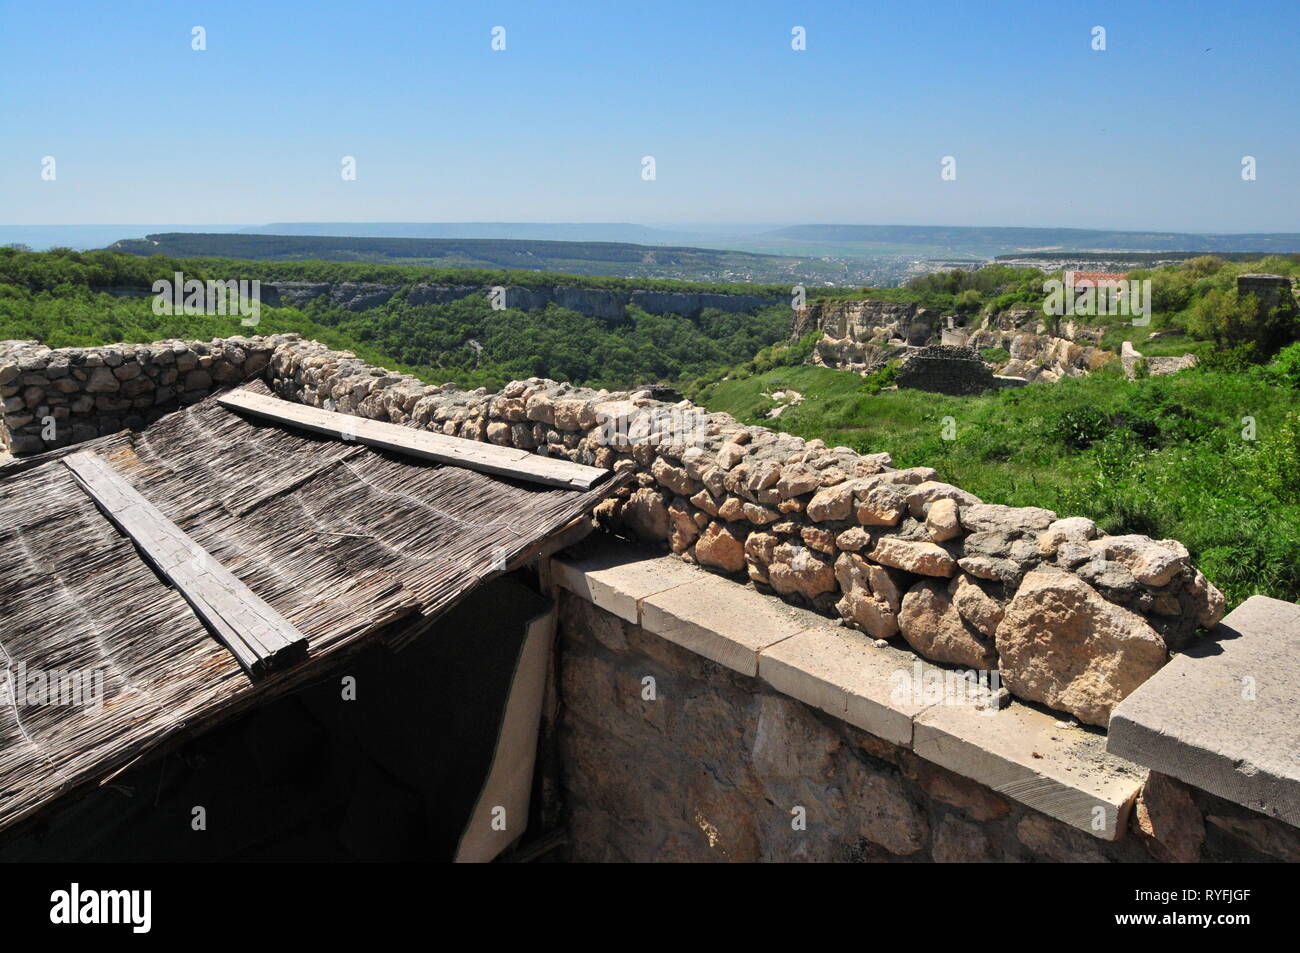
[238,221,695,244]
[103,232,864,284]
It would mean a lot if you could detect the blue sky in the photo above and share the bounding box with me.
[1,0,1297,231]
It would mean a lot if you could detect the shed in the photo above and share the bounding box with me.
[0,381,624,860]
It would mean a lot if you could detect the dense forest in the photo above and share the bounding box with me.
[0,247,792,390]
[106,232,794,280]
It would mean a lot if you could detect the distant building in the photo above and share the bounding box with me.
[1070,271,1128,286]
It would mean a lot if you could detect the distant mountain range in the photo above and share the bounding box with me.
[104,232,858,285]
[8,222,1299,259]
[7,222,1298,288]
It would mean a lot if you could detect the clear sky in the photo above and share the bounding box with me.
[2,0,1296,232]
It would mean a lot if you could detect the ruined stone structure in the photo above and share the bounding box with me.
[1121,341,1200,380]
[6,334,1293,863]
[796,298,1118,386]
[1,334,1227,729]
[1237,273,1299,315]
[893,345,995,396]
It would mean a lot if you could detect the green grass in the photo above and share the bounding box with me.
[700,362,1300,610]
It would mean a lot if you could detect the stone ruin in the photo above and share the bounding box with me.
[1,335,1228,728]
[5,334,1230,728]
[0,336,291,455]
[1237,273,1298,315]
[796,298,1118,388]
[893,345,995,396]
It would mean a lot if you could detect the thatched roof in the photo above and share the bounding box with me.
[0,382,625,834]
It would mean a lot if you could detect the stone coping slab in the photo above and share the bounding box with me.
[1108,595,1300,828]
[552,536,1146,839]
[916,702,1143,839]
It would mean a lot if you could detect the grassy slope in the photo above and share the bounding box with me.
[701,363,1300,609]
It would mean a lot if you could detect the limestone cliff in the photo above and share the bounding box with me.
[260,282,783,319]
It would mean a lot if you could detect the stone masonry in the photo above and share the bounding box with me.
[0,335,1227,727]
[262,338,1225,727]
[893,345,995,396]
[0,335,297,455]
[548,591,1295,862]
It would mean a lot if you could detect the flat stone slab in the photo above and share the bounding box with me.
[760,627,925,747]
[552,538,1151,839]
[640,578,814,677]
[552,536,701,624]
[1108,595,1300,828]
[917,701,1145,839]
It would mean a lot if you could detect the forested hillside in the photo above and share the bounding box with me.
[0,247,792,390]
[104,232,847,284]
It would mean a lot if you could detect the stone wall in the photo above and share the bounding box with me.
[265,338,1226,727]
[1237,273,1298,315]
[545,592,1296,862]
[894,345,995,395]
[0,335,297,455]
[0,334,1227,727]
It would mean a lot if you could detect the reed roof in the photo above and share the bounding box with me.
[0,382,623,834]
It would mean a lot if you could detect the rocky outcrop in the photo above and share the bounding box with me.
[798,297,1118,385]
[796,298,944,372]
[968,327,1114,382]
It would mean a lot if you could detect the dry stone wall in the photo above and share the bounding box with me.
[0,335,297,455]
[266,338,1226,727]
[893,345,995,396]
[0,334,1227,726]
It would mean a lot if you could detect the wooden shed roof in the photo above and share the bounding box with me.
[0,382,624,834]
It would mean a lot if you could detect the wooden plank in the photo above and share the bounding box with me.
[62,451,308,678]
[217,388,610,491]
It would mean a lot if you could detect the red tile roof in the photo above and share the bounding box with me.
[1071,272,1128,284]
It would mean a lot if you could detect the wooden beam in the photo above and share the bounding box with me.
[63,451,308,678]
[217,389,610,491]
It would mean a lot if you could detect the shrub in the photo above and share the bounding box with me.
[1265,342,1300,389]
[1047,407,1112,450]
[1186,288,1298,359]
[861,362,897,394]
[1253,412,1300,503]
